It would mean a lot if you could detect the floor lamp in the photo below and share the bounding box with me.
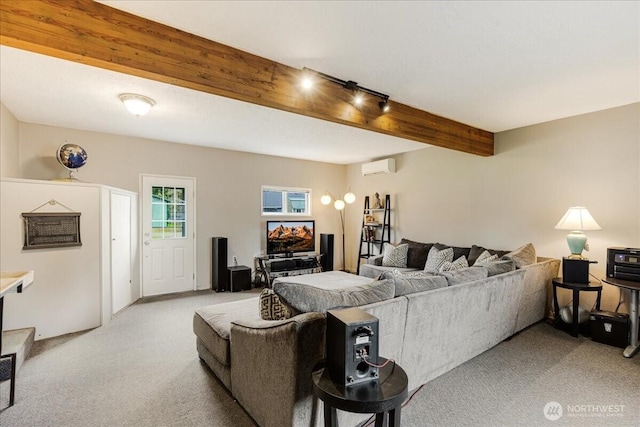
[321,190,356,271]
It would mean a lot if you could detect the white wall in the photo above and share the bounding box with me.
[1,179,103,339]
[0,102,20,177]
[347,103,640,312]
[16,123,348,286]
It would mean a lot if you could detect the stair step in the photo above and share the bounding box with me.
[2,327,35,372]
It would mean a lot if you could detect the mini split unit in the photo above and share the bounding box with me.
[361,158,396,176]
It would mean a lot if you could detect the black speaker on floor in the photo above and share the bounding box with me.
[320,233,334,272]
[326,308,379,387]
[212,237,228,292]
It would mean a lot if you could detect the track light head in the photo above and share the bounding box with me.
[353,92,364,106]
[379,98,390,113]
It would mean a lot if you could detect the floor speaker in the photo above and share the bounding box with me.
[320,233,334,272]
[212,237,228,292]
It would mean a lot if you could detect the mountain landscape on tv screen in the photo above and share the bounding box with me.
[268,224,314,252]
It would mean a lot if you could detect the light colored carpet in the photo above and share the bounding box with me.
[1,288,639,426]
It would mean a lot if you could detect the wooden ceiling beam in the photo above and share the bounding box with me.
[0,0,493,156]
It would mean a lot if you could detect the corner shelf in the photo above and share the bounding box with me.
[356,194,391,275]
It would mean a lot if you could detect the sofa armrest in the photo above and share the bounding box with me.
[514,257,560,332]
[230,312,326,427]
[367,254,384,266]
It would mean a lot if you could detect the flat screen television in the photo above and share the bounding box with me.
[266,220,315,256]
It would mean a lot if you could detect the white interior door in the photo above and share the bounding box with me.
[111,192,133,314]
[141,175,195,296]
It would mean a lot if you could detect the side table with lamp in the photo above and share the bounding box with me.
[553,206,601,336]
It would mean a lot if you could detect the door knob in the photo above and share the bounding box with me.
[144,241,150,245]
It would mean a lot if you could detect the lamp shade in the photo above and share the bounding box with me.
[554,207,601,231]
[320,194,332,205]
[334,199,346,210]
[343,192,356,204]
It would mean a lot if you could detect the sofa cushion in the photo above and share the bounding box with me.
[193,298,259,367]
[473,250,499,265]
[502,243,537,268]
[485,259,517,276]
[273,279,395,314]
[259,288,293,320]
[382,243,409,267]
[438,266,489,286]
[359,264,419,279]
[468,245,510,265]
[400,239,435,269]
[424,246,454,273]
[380,269,447,296]
[434,243,471,261]
[439,255,469,272]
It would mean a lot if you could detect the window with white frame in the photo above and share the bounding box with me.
[261,186,311,216]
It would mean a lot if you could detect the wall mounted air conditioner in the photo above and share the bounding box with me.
[361,158,396,176]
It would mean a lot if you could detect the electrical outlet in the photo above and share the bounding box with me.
[233,255,238,265]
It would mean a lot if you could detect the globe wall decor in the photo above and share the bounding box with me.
[56,143,88,179]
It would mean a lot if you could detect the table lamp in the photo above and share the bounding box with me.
[554,206,601,259]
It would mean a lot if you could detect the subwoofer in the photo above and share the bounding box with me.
[320,233,334,272]
[326,307,379,387]
[212,237,228,292]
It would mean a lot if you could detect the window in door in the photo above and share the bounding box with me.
[151,186,186,238]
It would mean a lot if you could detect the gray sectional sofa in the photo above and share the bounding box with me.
[193,242,559,427]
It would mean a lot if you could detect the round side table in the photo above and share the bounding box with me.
[552,277,602,337]
[312,357,408,427]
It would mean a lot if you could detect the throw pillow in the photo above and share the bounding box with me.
[259,288,293,320]
[473,250,499,266]
[399,238,435,269]
[382,243,409,267]
[439,255,469,272]
[434,243,471,262]
[424,246,454,273]
[273,279,395,314]
[485,259,516,276]
[467,245,509,265]
[502,243,536,268]
[438,266,489,286]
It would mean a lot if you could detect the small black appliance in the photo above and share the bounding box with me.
[562,257,593,284]
[590,311,630,348]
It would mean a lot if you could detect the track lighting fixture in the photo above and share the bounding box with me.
[301,67,390,113]
[379,97,390,113]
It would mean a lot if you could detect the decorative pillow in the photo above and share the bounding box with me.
[424,246,454,273]
[438,266,489,286]
[273,279,395,314]
[399,239,435,269]
[439,255,469,272]
[502,243,536,268]
[473,250,499,266]
[382,243,409,267]
[259,288,293,320]
[485,259,516,276]
[467,245,509,265]
[434,243,471,262]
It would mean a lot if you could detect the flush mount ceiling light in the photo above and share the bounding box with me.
[119,93,155,116]
[301,67,391,113]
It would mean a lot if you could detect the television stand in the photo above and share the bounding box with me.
[255,253,322,287]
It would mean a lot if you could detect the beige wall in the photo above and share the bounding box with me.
[0,102,20,177]
[346,103,640,312]
[16,123,348,286]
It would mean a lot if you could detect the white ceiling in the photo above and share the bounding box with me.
[1,1,638,165]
